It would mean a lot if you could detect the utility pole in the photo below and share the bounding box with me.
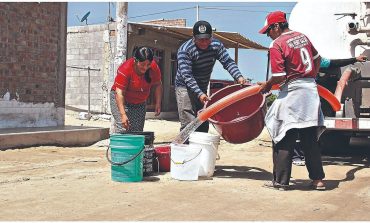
[115,2,128,67]
[111,2,128,133]
[196,4,199,21]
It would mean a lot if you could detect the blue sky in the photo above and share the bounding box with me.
[67,2,296,82]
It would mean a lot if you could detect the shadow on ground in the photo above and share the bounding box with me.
[293,154,369,191]
[213,165,271,181]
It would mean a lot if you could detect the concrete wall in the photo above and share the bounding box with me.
[66,21,184,114]
[66,24,114,114]
[0,2,67,128]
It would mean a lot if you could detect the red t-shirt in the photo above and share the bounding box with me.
[111,58,162,104]
[270,31,319,82]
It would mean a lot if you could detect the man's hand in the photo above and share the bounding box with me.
[199,93,210,105]
[121,114,130,130]
[237,76,247,85]
[356,54,368,62]
[257,81,272,94]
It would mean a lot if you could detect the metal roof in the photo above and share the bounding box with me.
[128,22,268,51]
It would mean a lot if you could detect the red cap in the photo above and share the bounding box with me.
[259,11,287,34]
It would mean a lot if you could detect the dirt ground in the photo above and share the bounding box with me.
[1,113,370,221]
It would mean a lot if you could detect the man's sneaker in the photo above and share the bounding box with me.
[263,181,290,191]
[292,157,305,166]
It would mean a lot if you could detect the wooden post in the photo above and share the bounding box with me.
[235,43,239,65]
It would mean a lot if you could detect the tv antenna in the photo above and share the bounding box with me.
[108,2,115,22]
[80,11,91,25]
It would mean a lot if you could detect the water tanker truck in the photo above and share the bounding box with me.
[289,1,370,150]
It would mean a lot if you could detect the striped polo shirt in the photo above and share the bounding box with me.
[175,38,242,97]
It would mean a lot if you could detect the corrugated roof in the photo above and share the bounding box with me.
[129,22,268,51]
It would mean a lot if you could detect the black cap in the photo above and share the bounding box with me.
[193,20,212,39]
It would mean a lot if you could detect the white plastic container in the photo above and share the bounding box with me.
[170,143,202,181]
[189,132,220,177]
[79,112,89,120]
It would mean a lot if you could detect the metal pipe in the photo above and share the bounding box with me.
[349,37,370,55]
[67,65,100,120]
[88,67,91,120]
[357,26,370,33]
[67,65,100,71]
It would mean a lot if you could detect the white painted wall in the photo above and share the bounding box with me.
[0,100,60,128]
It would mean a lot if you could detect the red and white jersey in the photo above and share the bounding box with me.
[270,31,319,82]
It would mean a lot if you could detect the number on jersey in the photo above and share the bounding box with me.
[300,47,312,73]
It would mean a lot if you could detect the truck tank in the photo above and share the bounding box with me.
[289,1,370,150]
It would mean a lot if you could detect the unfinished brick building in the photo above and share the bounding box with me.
[0,2,67,128]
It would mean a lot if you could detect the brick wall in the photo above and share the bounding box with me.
[0,2,67,128]
[142,19,186,27]
[0,3,65,104]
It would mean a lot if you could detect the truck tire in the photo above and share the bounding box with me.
[319,131,351,154]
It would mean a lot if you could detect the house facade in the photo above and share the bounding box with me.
[65,19,267,118]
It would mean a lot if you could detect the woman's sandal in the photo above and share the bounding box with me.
[310,180,326,191]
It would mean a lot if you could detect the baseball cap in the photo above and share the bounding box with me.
[259,11,287,34]
[193,20,212,39]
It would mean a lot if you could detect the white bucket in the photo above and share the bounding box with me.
[78,112,89,120]
[189,132,220,177]
[170,143,202,181]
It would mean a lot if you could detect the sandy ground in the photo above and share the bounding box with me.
[0,113,370,220]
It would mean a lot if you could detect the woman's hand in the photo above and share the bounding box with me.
[155,104,161,116]
[153,83,162,117]
[121,113,130,130]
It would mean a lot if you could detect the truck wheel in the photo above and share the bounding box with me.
[319,132,351,154]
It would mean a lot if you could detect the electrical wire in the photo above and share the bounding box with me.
[199,6,291,14]
[126,5,291,20]
[201,5,295,8]
[201,7,270,13]
[128,6,196,19]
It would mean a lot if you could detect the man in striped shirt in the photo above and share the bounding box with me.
[175,20,247,133]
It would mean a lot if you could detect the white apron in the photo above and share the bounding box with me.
[265,78,325,144]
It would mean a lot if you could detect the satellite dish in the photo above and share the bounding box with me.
[80,11,91,25]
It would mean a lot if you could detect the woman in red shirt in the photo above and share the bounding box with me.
[110,47,162,132]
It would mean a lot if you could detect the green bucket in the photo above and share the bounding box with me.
[106,134,145,182]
